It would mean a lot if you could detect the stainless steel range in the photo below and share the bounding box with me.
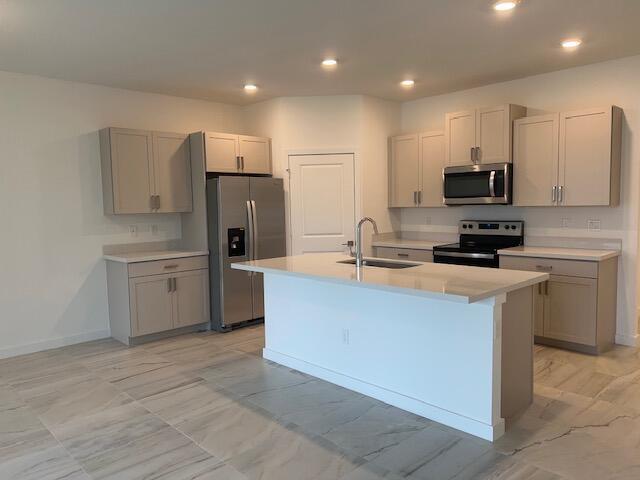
[433,220,523,268]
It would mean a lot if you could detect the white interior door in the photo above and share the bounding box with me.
[289,154,355,255]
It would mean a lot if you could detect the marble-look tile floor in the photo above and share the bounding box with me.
[2,326,640,479]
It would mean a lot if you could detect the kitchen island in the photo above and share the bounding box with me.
[232,253,548,441]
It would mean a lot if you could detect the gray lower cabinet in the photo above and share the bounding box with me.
[500,255,617,354]
[107,256,209,345]
[374,246,433,262]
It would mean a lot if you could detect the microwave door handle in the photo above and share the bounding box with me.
[488,171,496,197]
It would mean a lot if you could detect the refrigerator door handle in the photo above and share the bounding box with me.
[246,200,255,276]
[251,200,259,260]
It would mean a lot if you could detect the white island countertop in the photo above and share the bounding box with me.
[104,250,209,263]
[497,246,619,262]
[232,252,548,304]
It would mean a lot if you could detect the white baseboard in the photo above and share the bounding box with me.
[264,348,505,442]
[615,333,639,347]
[0,329,111,359]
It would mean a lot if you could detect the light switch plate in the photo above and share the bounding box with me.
[587,219,601,231]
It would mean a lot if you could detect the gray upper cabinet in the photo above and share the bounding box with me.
[153,132,192,213]
[100,127,193,214]
[388,131,444,208]
[513,114,560,207]
[559,106,622,207]
[239,135,271,174]
[445,104,526,166]
[389,134,420,207]
[514,106,622,207]
[100,128,155,214]
[197,131,272,175]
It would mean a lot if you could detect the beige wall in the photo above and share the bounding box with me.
[400,55,640,345]
[0,70,244,357]
[244,95,402,255]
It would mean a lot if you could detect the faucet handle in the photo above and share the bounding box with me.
[342,240,355,256]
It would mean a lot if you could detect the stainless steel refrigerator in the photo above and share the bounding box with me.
[206,176,286,331]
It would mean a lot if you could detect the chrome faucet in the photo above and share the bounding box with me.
[355,217,379,268]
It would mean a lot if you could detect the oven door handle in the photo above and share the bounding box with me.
[433,251,495,260]
[488,171,496,197]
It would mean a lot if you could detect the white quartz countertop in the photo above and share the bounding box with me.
[498,246,619,262]
[232,253,548,304]
[372,239,446,250]
[103,250,209,263]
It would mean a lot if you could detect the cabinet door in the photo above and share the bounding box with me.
[389,134,419,207]
[172,269,209,328]
[238,135,271,174]
[418,131,445,207]
[544,275,597,346]
[513,114,559,206]
[129,274,173,336]
[445,110,476,166]
[110,128,154,213]
[152,132,193,213]
[476,105,510,164]
[205,132,239,173]
[559,107,614,206]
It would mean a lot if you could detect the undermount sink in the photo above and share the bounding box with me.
[337,258,420,269]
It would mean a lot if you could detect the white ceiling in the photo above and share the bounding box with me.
[1,0,639,105]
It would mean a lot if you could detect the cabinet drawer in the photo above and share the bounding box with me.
[499,256,597,278]
[128,255,209,278]
[375,246,433,262]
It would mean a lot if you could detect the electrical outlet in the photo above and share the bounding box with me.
[587,219,601,231]
[151,224,159,236]
[561,218,570,228]
[342,328,350,345]
[128,225,138,237]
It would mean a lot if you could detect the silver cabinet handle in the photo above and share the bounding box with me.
[558,185,564,203]
[241,156,245,171]
[544,280,549,296]
[397,252,409,257]
[470,147,475,163]
[552,186,557,203]
[418,191,422,205]
[167,278,172,293]
[150,195,155,210]
[538,282,542,295]
[155,195,160,210]
[475,147,480,164]
[163,264,179,269]
[236,156,241,170]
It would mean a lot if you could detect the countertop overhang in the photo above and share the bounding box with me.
[232,253,548,304]
[103,250,209,263]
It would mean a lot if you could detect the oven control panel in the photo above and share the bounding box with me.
[459,220,523,236]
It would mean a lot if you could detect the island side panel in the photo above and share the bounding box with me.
[501,285,534,419]
[262,273,506,441]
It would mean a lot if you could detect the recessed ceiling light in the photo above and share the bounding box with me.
[493,1,517,11]
[561,39,582,49]
[400,79,415,87]
[322,58,338,67]
[244,84,258,92]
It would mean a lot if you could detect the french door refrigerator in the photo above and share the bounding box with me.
[206,176,286,331]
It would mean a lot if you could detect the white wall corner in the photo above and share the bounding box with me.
[615,332,639,347]
[0,329,111,359]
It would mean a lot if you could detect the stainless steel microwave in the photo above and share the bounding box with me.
[443,163,512,205]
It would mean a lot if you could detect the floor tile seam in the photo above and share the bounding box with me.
[38,414,94,480]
